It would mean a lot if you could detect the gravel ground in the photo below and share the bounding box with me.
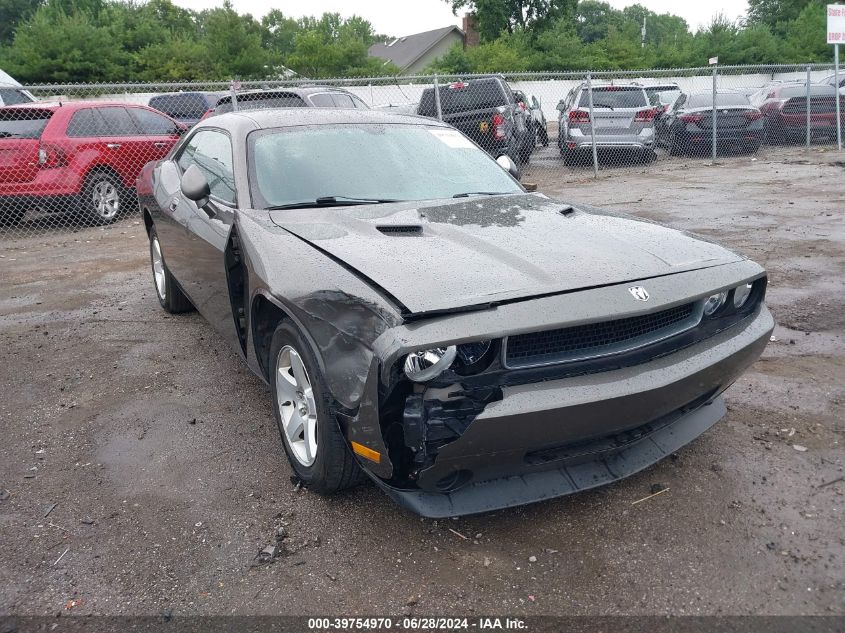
[0,145,843,617]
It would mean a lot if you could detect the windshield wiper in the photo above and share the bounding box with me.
[591,102,615,110]
[268,196,403,210]
[452,191,509,198]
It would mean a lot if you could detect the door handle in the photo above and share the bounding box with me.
[154,142,168,148]
[168,199,178,212]
[106,143,121,149]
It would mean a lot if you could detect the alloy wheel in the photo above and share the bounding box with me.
[151,237,166,301]
[275,345,318,467]
[91,180,120,221]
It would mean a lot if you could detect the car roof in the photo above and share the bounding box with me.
[214,86,356,105]
[0,100,154,111]
[197,107,448,132]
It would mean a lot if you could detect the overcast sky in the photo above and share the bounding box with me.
[171,0,751,34]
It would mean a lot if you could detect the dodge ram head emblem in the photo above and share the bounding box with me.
[628,286,650,301]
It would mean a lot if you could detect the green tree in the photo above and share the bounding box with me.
[782,1,831,61]
[0,0,44,44]
[198,1,273,78]
[2,7,127,82]
[747,0,816,31]
[444,0,577,40]
[262,9,299,58]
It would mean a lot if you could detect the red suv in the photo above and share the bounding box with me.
[0,101,184,226]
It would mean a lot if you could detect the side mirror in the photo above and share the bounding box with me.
[180,164,210,209]
[175,123,188,136]
[496,154,519,179]
[556,101,566,112]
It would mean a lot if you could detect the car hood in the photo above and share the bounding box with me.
[268,193,743,316]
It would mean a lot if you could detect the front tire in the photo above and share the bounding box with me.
[148,225,193,313]
[269,320,363,493]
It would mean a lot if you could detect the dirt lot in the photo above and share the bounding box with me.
[1,146,844,617]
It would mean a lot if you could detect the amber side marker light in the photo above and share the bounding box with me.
[351,441,381,464]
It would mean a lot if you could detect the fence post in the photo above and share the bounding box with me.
[806,65,812,154]
[586,73,599,179]
[711,66,718,162]
[229,81,238,112]
[433,73,443,122]
[835,45,842,152]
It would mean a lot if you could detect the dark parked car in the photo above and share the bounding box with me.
[753,83,845,144]
[149,92,222,128]
[205,86,369,118]
[557,83,657,163]
[0,101,184,226]
[657,91,764,155]
[137,108,773,517]
[418,77,534,166]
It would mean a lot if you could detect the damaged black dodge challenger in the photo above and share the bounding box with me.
[137,108,773,517]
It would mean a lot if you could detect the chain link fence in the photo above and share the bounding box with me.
[1,64,843,240]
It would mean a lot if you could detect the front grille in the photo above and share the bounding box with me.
[504,302,698,368]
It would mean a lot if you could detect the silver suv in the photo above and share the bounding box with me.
[556,83,656,163]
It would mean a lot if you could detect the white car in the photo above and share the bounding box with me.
[0,70,36,106]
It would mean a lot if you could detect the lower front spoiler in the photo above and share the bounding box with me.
[370,397,726,518]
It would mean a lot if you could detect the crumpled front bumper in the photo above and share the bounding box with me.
[371,305,773,518]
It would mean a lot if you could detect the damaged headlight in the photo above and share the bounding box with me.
[404,346,457,382]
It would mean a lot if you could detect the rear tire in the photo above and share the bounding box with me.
[148,225,193,314]
[269,320,364,493]
[81,170,126,225]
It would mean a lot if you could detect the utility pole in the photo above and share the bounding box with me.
[641,15,647,48]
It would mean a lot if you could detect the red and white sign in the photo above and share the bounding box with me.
[829,4,845,44]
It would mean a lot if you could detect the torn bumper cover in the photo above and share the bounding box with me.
[368,305,773,518]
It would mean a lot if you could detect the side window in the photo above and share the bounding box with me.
[128,107,178,135]
[177,130,235,204]
[331,93,356,108]
[94,107,138,136]
[350,95,368,109]
[309,93,335,108]
[66,108,96,137]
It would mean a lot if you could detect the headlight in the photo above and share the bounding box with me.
[703,291,728,316]
[404,346,457,382]
[456,340,492,367]
[733,283,753,308]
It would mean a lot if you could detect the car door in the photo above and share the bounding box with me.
[90,106,141,187]
[170,128,240,346]
[127,106,182,169]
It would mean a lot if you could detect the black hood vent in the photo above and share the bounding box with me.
[376,225,423,235]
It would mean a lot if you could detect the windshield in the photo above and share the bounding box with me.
[579,87,647,109]
[646,87,680,106]
[150,94,211,120]
[216,93,307,114]
[687,93,751,108]
[419,80,507,116]
[0,109,53,138]
[249,124,522,208]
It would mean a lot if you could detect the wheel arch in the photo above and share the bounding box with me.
[250,291,314,384]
